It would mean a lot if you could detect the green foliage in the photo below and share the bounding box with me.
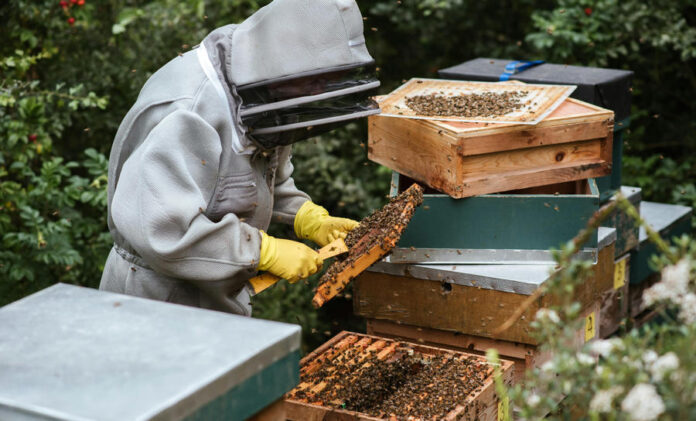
[2,0,695,362]
[0,40,110,303]
[524,0,696,218]
[501,199,696,419]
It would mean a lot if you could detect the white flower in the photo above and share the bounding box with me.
[589,339,616,357]
[562,380,572,394]
[679,293,696,324]
[526,393,541,407]
[621,383,665,421]
[536,308,560,324]
[540,360,555,372]
[590,386,623,413]
[576,352,596,366]
[650,352,679,381]
[643,283,671,307]
[643,350,659,365]
[661,259,690,296]
[643,258,692,309]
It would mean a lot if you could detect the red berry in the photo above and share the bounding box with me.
[584,7,593,15]
[59,0,67,6]
[67,17,75,25]
[28,134,37,142]
[70,0,77,4]
[77,0,84,5]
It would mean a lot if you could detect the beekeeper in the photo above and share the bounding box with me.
[99,0,380,315]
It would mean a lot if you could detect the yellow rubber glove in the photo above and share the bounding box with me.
[258,231,323,283]
[294,201,359,247]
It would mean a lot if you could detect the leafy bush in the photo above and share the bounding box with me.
[0,45,110,302]
[2,0,695,359]
[495,198,696,420]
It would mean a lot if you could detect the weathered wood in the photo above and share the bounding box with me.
[285,331,514,421]
[355,243,614,345]
[603,187,641,258]
[312,184,422,308]
[369,97,614,198]
[600,254,630,338]
[247,399,286,421]
[367,299,600,384]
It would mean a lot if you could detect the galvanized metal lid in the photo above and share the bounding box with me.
[638,201,692,244]
[0,284,300,421]
[370,227,617,296]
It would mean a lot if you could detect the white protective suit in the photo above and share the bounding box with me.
[99,0,376,315]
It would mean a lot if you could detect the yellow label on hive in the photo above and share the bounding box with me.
[614,258,627,290]
[585,311,596,342]
[498,397,510,421]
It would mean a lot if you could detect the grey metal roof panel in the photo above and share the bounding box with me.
[639,201,692,244]
[370,227,617,295]
[368,261,554,295]
[0,284,300,421]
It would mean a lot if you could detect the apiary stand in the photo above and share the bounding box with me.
[0,284,300,421]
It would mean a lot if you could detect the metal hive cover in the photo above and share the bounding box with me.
[378,78,576,125]
[0,284,300,421]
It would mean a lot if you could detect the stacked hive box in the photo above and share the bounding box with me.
[0,284,300,421]
[357,59,693,383]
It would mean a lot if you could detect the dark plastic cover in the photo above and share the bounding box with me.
[438,58,633,121]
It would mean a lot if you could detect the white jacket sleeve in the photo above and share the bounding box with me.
[112,110,261,282]
[272,145,311,225]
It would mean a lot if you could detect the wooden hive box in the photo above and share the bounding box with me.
[355,227,616,348]
[599,252,631,338]
[369,96,614,198]
[285,331,515,421]
[438,58,633,202]
[389,173,600,264]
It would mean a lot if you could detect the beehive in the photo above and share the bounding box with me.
[285,332,514,421]
[369,88,614,198]
[355,227,615,347]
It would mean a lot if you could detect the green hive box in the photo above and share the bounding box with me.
[602,186,641,258]
[0,284,300,421]
[630,201,692,285]
[389,172,600,265]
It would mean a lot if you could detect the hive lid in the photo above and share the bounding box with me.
[638,201,692,244]
[369,227,616,295]
[0,284,300,421]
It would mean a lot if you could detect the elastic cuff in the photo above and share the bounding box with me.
[257,231,277,271]
[293,201,328,239]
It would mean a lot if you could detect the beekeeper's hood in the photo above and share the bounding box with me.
[200,0,380,151]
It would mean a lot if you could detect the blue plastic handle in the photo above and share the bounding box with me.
[499,60,545,81]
